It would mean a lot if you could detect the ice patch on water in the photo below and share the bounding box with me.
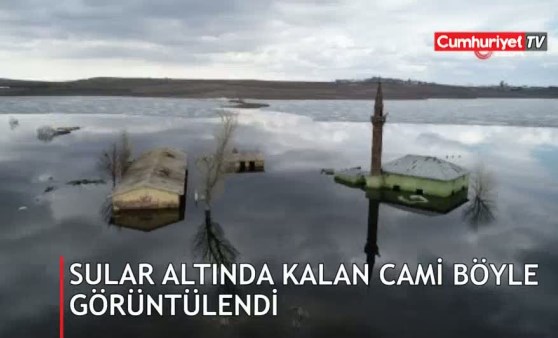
[2,97,558,128]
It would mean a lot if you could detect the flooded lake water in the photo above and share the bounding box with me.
[1,97,557,337]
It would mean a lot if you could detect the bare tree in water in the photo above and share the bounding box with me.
[196,112,238,210]
[193,111,239,266]
[98,143,120,188]
[463,165,497,229]
[97,130,133,188]
[118,131,133,175]
[193,215,239,266]
[98,131,133,226]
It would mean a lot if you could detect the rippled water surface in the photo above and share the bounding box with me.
[1,97,557,337]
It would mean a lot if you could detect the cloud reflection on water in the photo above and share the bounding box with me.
[0,108,557,337]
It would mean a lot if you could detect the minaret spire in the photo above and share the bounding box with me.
[371,82,387,176]
[374,82,384,117]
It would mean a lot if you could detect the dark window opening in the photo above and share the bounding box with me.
[416,189,424,195]
[249,161,256,171]
[239,161,246,172]
[393,185,401,191]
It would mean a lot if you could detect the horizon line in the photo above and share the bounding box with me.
[1,76,555,88]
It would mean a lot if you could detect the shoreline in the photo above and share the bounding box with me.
[1,78,557,100]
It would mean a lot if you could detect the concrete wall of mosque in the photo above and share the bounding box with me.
[366,173,469,197]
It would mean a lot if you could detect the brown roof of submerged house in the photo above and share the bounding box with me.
[112,148,187,197]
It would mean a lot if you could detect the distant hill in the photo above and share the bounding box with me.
[0,77,556,99]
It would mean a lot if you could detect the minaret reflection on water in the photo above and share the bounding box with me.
[360,189,473,283]
[364,196,380,283]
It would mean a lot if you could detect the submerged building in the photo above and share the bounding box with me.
[112,148,188,211]
[225,151,265,173]
[369,155,469,197]
[336,82,469,197]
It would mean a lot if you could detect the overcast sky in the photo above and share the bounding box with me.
[0,0,556,85]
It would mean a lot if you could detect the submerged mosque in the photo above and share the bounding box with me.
[335,83,469,198]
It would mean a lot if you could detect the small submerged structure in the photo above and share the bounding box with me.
[226,151,265,173]
[227,98,270,109]
[36,126,81,142]
[334,168,368,187]
[112,148,188,211]
[9,117,19,130]
[335,82,469,198]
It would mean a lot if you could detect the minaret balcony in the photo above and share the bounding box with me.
[371,115,387,125]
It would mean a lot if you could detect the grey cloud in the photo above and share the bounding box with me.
[1,0,274,45]
[0,0,557,84]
